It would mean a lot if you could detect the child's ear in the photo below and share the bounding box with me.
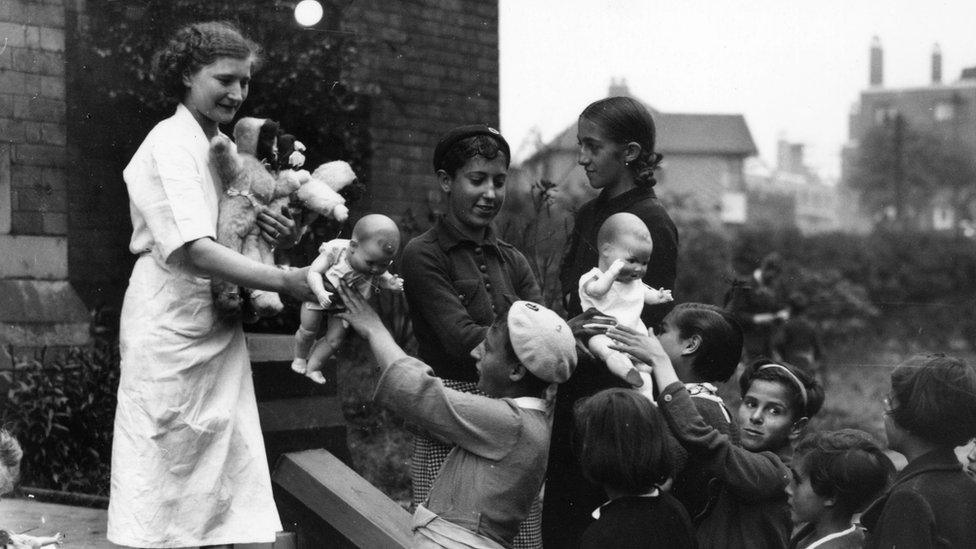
[789,417,809,441]
[623,141,642,164]
[437,169,452,193]
[823,496,837,508]
[508,362,527,382]
[681,334,702,356]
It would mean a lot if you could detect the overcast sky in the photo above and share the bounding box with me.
[498,0,976,179]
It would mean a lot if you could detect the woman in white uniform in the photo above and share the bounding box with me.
[107,22,316,548]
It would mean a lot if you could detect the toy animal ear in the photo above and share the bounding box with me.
[255,120,280,164]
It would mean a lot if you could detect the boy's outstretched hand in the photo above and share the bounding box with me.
[606,324,667,366]
[607,325,680,392]
[335,280,385,340]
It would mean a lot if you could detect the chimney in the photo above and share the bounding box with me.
[777,140,805,174]
[870,36,883,87]
[608,77,631,98]
[931,43,942,84]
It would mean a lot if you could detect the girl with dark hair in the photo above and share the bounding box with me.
[400,124,546,548]
[611,321,825,549]
[861,354,976,548]
[574,388,696,549]
[108,21,314,548]
[544,96,679,548]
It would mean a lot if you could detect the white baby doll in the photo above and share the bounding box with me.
[578,212,673,387]
[292,214,404,384]
[1,430,64,548]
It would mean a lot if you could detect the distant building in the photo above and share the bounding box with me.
[515,79,758,226]
[745,140,839,234]
[840,38,976,233]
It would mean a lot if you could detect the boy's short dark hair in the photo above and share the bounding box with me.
[795,429,894,517]
[435,133,510,177]
[739,359,825,419]
[889,353,976,447]
[574,388,671,494]
[668,303,743,382]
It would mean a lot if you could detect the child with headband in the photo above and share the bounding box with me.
[609,324,824,549]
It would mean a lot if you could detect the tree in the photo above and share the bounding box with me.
[848,115,976,232]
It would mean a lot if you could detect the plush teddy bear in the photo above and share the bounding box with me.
[209,117,359,320]
[209,125,300,318]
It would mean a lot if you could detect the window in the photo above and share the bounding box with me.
[874,106,897,125]
[933,206,954,230]
[934,101,955,121]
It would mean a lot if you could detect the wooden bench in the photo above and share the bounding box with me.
[273,449,413,549]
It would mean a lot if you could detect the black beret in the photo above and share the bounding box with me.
[432,124,511,172]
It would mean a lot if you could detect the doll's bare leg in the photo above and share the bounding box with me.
[588,333,643,387]
[293,304,323,374]
[305,316,348,384]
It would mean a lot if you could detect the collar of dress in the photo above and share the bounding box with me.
[591,489,661,520]
[511,396,547,412]
[805,524,857,549]
[685,382,719,396]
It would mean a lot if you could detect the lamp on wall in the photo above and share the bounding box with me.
[294,0,324,26]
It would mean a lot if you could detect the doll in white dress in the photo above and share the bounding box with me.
[579,212,672,387]
[292,214,403,383]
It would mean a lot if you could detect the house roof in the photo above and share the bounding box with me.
[527,105,758,163]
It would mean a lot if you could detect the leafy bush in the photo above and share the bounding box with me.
[0,341,119,496]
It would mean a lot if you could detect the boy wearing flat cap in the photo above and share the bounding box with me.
[335,280,576,549]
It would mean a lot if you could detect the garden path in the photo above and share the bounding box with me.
[0,498,108,547]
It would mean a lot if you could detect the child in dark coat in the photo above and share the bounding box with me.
[650,303,743,523]
[861,353,976,548]
[788,429,894,549]
[575,388,696,549]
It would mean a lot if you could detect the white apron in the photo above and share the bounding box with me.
[107,105,280,547]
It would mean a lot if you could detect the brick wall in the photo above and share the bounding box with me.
[0,0,68,237]
[343,0,500,230]
[0,0,89,356]
[60,1,501,310]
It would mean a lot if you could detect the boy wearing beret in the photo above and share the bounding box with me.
[335,281,577,549]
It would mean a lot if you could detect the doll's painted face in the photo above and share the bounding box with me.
[348,238,395,276]
[600,233,652,282]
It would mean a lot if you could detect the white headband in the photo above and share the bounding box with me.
[758,363,808,412]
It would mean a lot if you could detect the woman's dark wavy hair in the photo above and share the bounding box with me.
[667,303,743,382]
[437,135,510,178]
[889,353,976,446]
[795,429,894,517]
[580,96,663,187]
[739,358,825,420]
[574,388,671,494]
[152,21,261,100]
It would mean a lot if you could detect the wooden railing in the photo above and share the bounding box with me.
[274,450,413,549]
[248,333,412,548]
